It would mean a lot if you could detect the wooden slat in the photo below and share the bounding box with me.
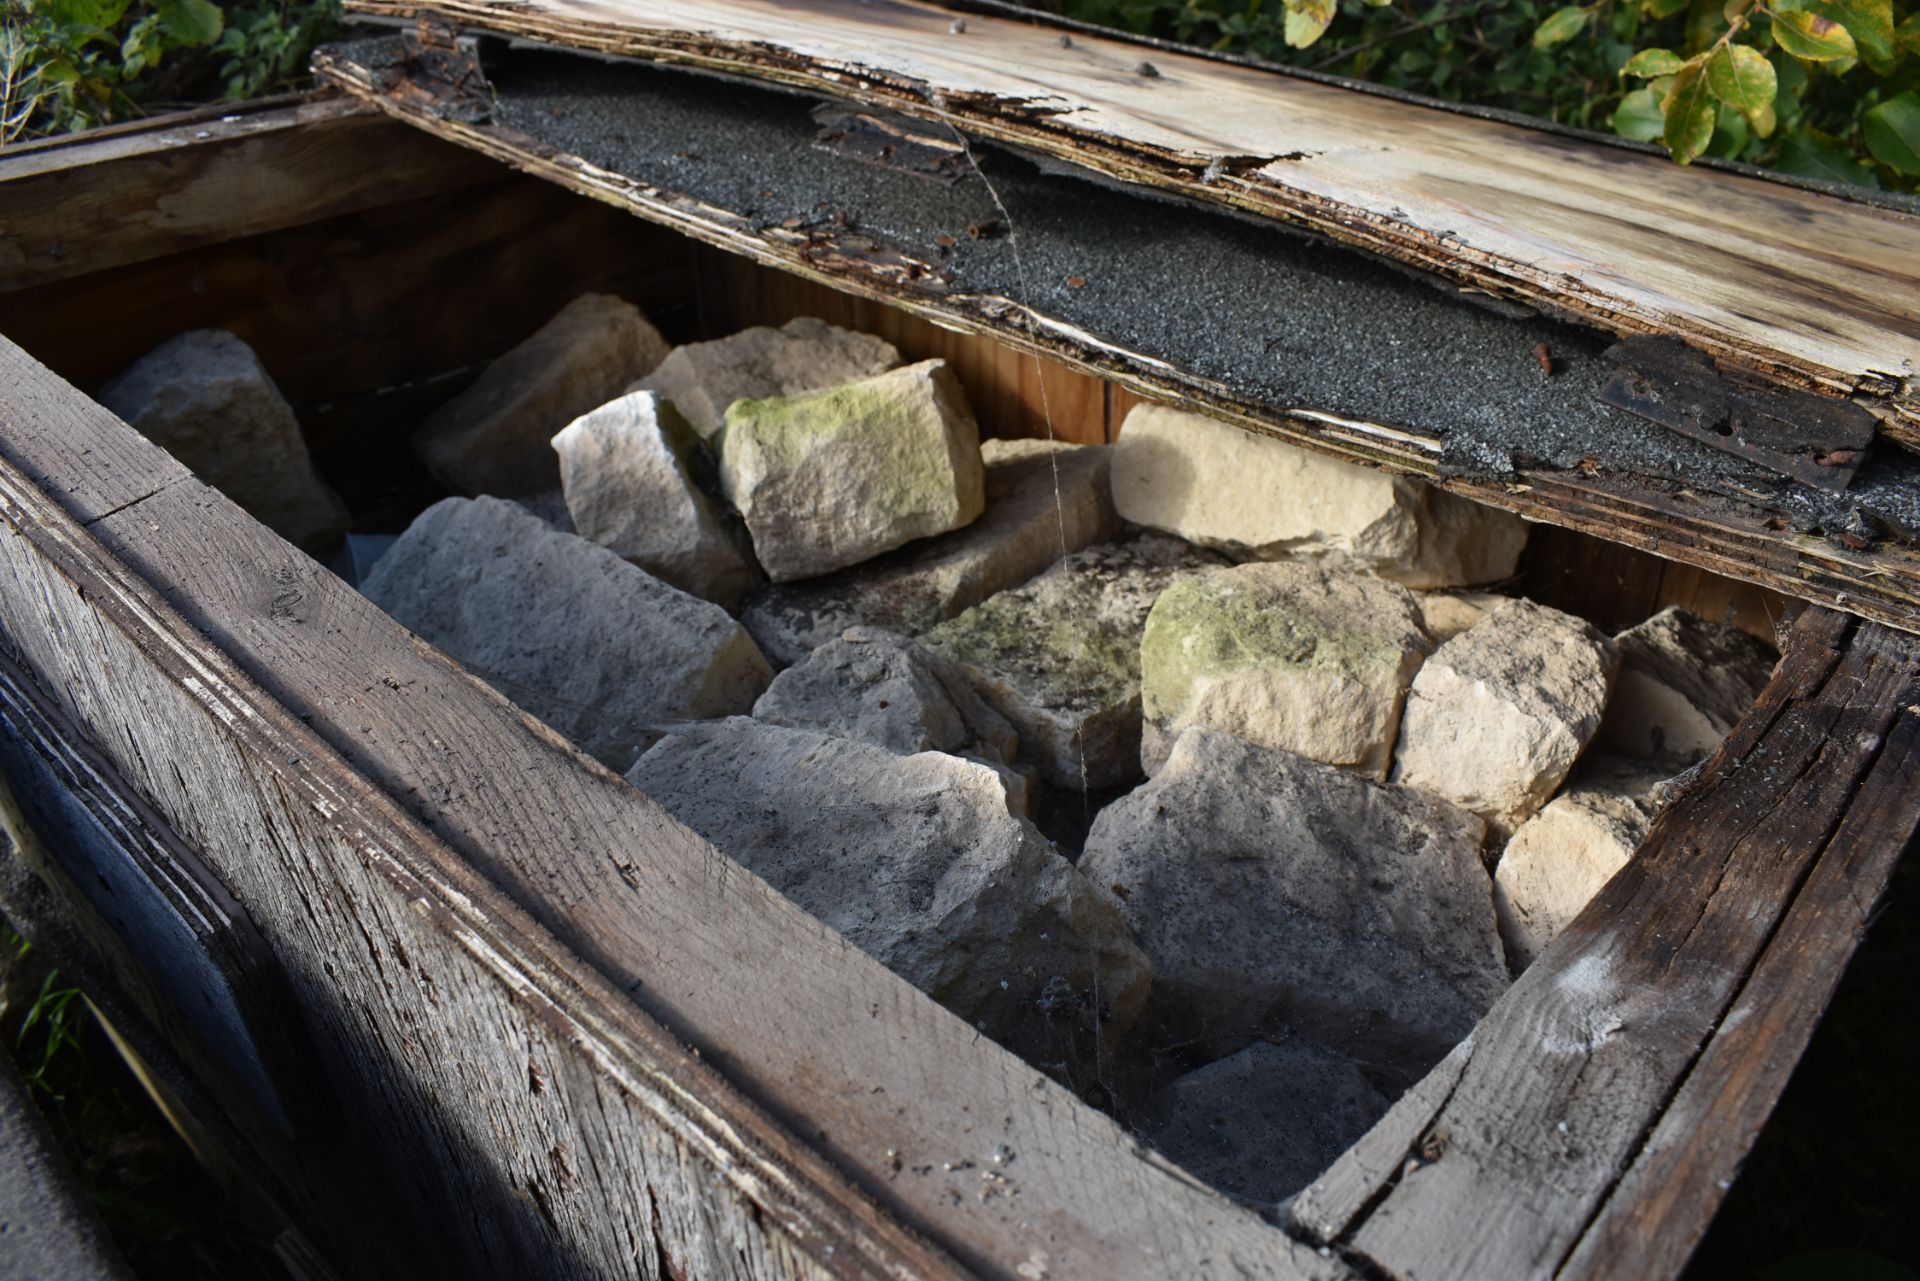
[0,175,693,408]
[342,0,1920,447]
[0,95,503,292]
[1557,680,1920,1279]
[0,334,1343,1280]
[1287,1038,1474,1242]
[1516,523,1797,644]
[314,42,1920,638]
[1289,608,1920,1280]
[0,341,964,1281]
[0,655,362,1272]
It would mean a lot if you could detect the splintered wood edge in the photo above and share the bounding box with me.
[0,350,967,1281]
[338,0,1920,450]
[0,335,1346,1280]
[1293,611,1920,1279]
[313,47,1920,640]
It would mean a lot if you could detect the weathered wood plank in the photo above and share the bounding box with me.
[1289,609,1920,1281]
[0,334,1342,1280]
[314,41,1920,638]
[0,345,965,1281]
[1516,522,1797,644]
[1558,673,1920,1279]
[0,174,694,414]
[0,323,192,523]
[0,667,346,1272]
[341,0,1920,447]
[0,95,502,293]
[1288,1038,1474,1242]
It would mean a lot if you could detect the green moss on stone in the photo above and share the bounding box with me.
[926,595,1138,707]
[725,369,965,522]
[1140,573,1410,718]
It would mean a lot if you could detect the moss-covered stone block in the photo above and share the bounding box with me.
[1140,561,1430,779]
[720,359,985,581]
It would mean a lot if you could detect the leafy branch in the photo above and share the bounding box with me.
[1533,0,1918,180]
[1058,0,1917,189]
[3,0,342,141]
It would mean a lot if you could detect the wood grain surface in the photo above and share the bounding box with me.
[341,0,1920,446]
[1291,608,1920,1280]
[0,96,501,292]
[0,333,1345,1280]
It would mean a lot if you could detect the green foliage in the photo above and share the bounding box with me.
[16,967,88,1100]
[1055,0,1918,190]
[1,0,342,142]
[1864,88,1920,168]
[214,0,344,100]
[7,931,87,1102]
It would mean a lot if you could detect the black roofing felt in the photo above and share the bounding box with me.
[460,40,1920,538]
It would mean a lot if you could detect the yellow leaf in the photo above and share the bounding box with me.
[1283,0,1337,47]
[1705,43,1777,117]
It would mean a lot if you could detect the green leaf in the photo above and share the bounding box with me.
[1806,0,1895,71]
[1623,47,1689,75]
[1644,0,1689,19]
[1863,91,1920,174]
[1663,62,1718,162]
[1777,126,1882,186]
[1706,101,1751,157]
[1534,5,1593,48]
[1772,9,1860,59]
[154,0,225,47]
[1705,43,1777,119]
[1282,0,1336,47]
[46,0,130,27]
[1775,49,1809,98]
[1899,12,1920,57]
[1613,85,1669,139]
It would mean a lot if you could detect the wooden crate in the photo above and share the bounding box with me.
[0,91,1916,1281]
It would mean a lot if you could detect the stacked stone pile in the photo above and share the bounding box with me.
[181,294,1774,1215]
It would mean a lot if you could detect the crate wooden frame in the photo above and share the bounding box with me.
[0,95,1916,1281]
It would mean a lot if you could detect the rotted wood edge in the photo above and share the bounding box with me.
[1290,609,1920,1279]
[0,349,971,1281]
[313,43,1920,639]
[338,0,1920,451]
[1557,636,1920,1279]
